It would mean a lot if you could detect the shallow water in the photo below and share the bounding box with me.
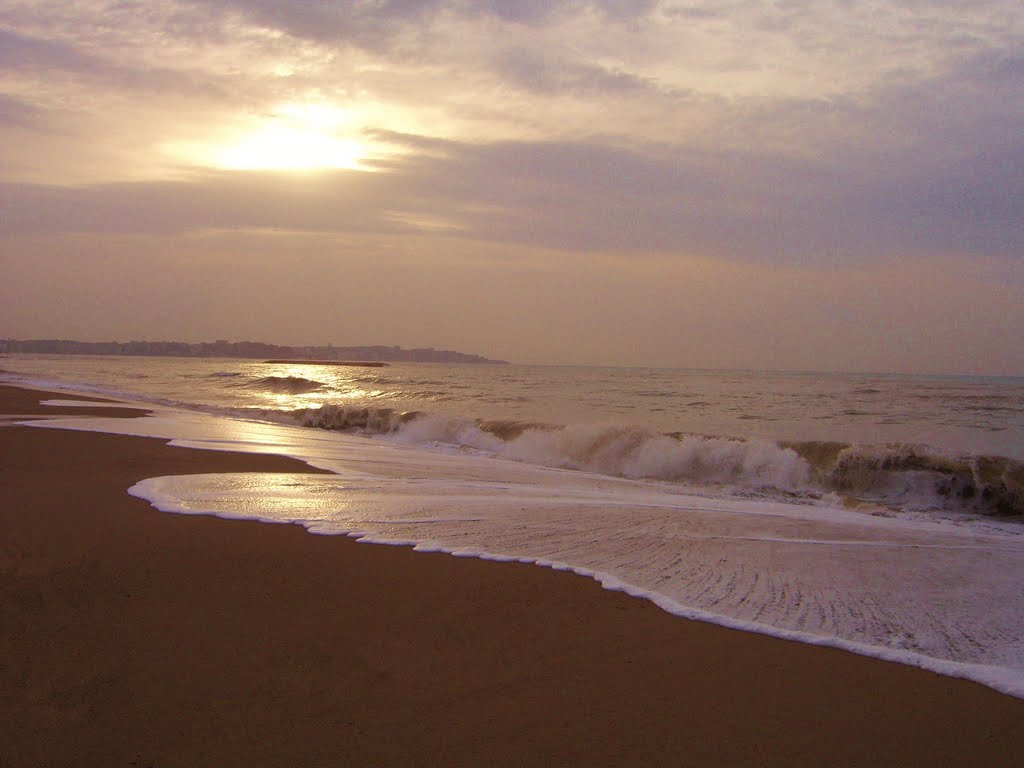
[6,356,1024,696]
[4,355,1023,457]
[3,355,1022,518]
[21,399,1024,699]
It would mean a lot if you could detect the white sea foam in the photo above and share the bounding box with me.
[5,357,1023,517]
[22,405,1024,700]
[496,424,812,490]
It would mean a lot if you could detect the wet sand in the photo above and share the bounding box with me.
[1,383,1022,766]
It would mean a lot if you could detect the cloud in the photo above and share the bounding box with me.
[1,2,1021,262]
[187,0,660,42]
[0,27,96,72]
[478,0,659,25]
[180,0,434,48]
[3,96,1020,265]
[1,0,1020,373]
[0,93,41,129]
[489,45,670,97]
[0,25,236,106]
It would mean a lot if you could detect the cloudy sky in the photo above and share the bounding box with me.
[1,1,1021,373]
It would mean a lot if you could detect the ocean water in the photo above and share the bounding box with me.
[3,354,1024,696]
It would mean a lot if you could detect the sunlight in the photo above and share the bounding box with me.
[216,126,363,171]
[168,101,371,171]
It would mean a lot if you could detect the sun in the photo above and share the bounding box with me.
[167,101,370,172]
[215,124,363,171]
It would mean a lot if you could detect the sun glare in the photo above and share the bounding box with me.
[216,126,363,171]
[168,101,371,172]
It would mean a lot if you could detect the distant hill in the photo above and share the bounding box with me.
[0,339,509,365]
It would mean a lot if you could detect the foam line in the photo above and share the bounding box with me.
[15,391,1024,700]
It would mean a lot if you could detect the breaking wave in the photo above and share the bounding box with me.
[790,441,1024,518]
[276,407,811,495]
[271,402,1024,519]
[246,375,325,395]
[292,404,418,432]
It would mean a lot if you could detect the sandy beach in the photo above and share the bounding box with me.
[2,383,1023,766]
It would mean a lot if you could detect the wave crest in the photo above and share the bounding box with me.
[331,411,811,494]
[295,404,418,433]
[278,402,1023,518]
[502,425,812,491]
[790,442,1024,517]
[249,375,325,395]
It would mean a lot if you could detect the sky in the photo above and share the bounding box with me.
[0,1,1022,374]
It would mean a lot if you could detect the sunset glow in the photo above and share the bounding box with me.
[1,0,1021,374]
[169,102,369,171]
[214,127,363,171]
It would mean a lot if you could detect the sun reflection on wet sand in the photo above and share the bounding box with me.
[20,402,1024,698]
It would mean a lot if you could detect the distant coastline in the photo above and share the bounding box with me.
[0,339,508,365]
[263,359,390,368]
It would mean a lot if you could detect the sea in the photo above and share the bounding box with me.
[3,354,1024,697]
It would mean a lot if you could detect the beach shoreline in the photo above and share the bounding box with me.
[2,383,1023,766]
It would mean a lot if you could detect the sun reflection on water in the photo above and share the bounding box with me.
[254,362,389,411]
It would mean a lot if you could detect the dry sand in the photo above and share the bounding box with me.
[1,383,1022,766]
